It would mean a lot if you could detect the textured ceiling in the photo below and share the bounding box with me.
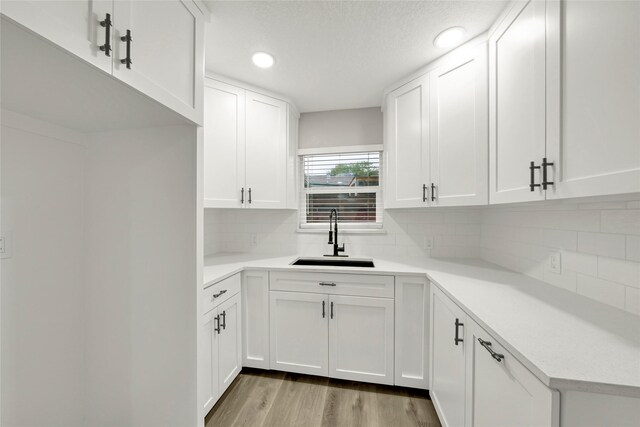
[204,1,508,112]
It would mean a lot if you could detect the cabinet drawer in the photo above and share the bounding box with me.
[270,271,394,298]
[204,274,240,314]
[469,319,558,427]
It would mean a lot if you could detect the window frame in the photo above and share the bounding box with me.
[298,150,384,231]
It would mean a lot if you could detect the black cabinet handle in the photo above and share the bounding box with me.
[248,188,252,204]
[214,314,220,334]
[330,301,334,319]
[212,289,227,300]
[542,157,554,190]
[240,188,244,204]
[220,310,226,330]
[478,338,504,362]
[322,300,325,318]
[431,183,436,202]
[423,184,427,202]
[120,29,132,69]
[319,282,336,287]
[454,318,464,345]
[99,13,112,57]
[529,161,541,191]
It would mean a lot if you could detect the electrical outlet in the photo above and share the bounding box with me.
[0,233,11,259]
[549,251,561,274]
[425,236,434,250]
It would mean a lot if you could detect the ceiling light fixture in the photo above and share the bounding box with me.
[433,27,467,49]
[252,52,275,68]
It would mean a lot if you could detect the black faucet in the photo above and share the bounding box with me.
[326,208,346,257]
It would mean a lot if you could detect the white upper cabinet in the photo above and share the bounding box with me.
[203,78,297,210]
[385,74,430,208]
[0,0,114,74]
[488,0,547,204]
[112,0,203,125]
[1,0,205,125]
[545,0,640,199]
[430,45,488,206]
[204,80,246,208]
[245,91,288,209]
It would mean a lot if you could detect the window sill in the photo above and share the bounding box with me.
[296,228,387,235]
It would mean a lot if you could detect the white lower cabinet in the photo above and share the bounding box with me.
[200,276,242,416]
[466,319,558,427]
[269,291,329,376]
[430,286,467,427]
[268,273,396,385]
[430,284,559,427]
[395,276,429,388]
[242,270,270,369]
[329,295,394,385]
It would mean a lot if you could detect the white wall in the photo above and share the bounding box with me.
[84,125,197,427]
[1,111,87,427]
[298,107,382,149]
[205,208,481,259]
[481,195,640,316]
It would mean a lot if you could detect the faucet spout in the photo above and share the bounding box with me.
[326,208,345,257]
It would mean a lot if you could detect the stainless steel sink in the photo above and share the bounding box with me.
[290,257,375,268]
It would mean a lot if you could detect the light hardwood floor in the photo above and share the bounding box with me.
[205,369,441,427]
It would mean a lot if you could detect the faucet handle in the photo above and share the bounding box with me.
[338,243,345,253]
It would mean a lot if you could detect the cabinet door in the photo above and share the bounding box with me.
[328,295,394,385]
[430,286,466,427]
[467,320,558,427]
[242,270,270,369]
[112,0,203,124]
[545,0,640,199]
[385,75,430,208]
[245,91,288,209]
[269,291,328,376]
[0,0,113,73]
[204,79,246,208]
[489,0,546,204]
[217,293,242,396]
[430,45,488,207]
[395,276,429,389]
[200,310,219,415]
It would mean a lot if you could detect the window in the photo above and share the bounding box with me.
[299,151,382,230]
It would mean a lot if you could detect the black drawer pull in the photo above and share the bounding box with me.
[478,338,504,362]
[319,282,336,287]
[322,300,325,318]
[212,289,227,300]
[99,13,112,57]
[423,184,427,202]
[248,188,252,204]
[220,310,226,330]
[454,318,464,345]
[431,183,436,202]
[240,187,244,204]
[330,301,334,319]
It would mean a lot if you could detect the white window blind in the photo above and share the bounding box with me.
[299,151,383,229]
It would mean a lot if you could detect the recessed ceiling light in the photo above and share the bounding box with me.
[434,27,467,49]
[252,52,275,68]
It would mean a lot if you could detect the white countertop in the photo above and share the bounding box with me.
[204,253,640,398]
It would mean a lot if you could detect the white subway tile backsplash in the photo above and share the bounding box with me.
[598,257,640,288]
[576,274,626,310]
[624,287,640,315]
[627,235,640,262]
[577,232,626,259]
[600,209,640,235]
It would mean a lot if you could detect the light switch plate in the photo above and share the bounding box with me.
[549,251,561,274]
